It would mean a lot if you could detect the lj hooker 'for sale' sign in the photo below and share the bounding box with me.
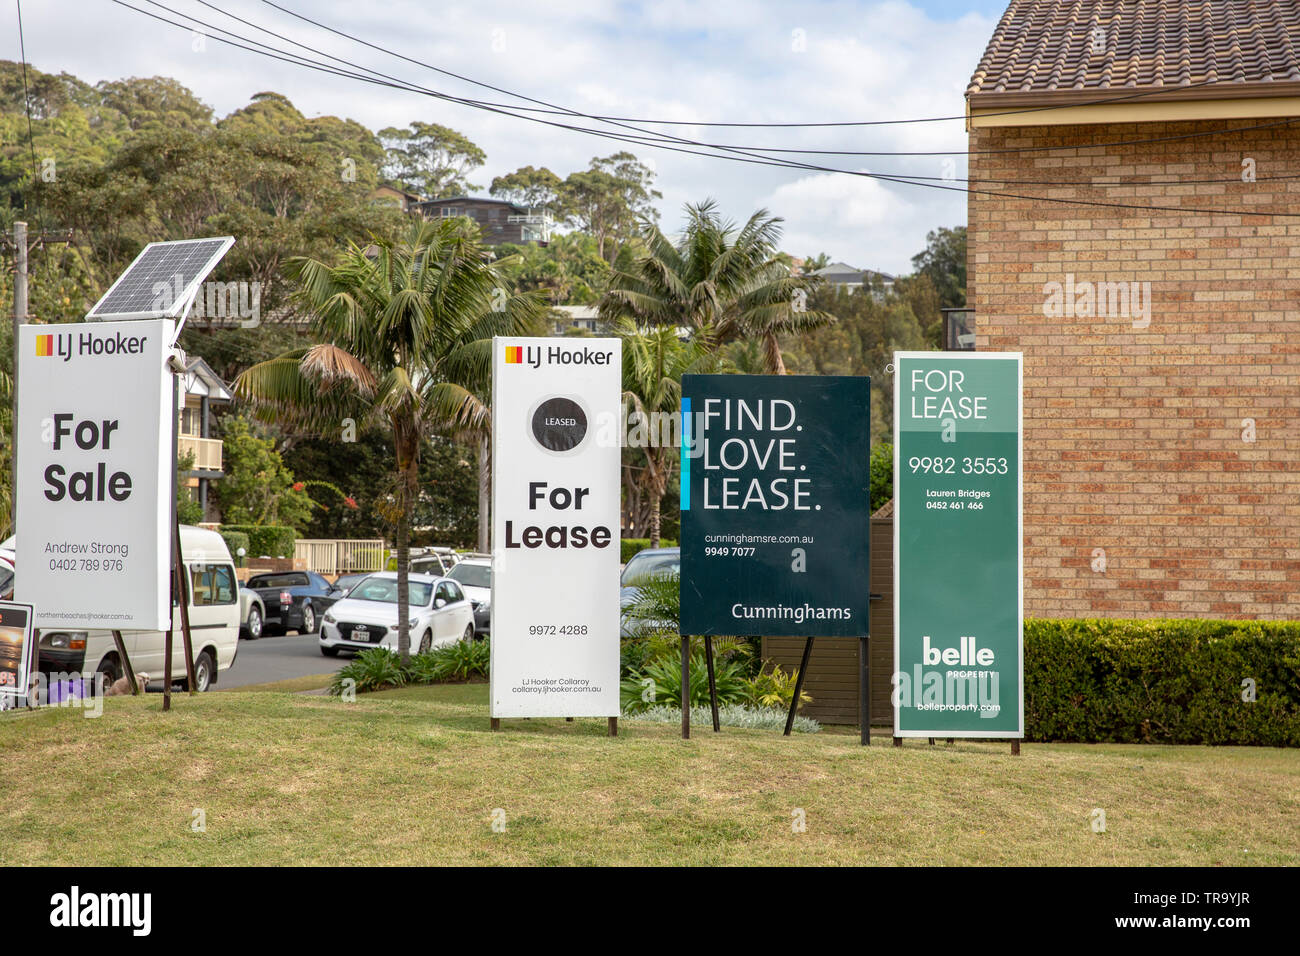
[15,321,174,631]
[489,337,622,719]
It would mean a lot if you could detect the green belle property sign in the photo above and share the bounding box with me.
[893,352,1023,738]
[679,374,870,637]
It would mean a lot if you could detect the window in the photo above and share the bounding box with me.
[445,581,465,603]
[247,573,308,589]
[439,207,461,217]
[350,578,434,606]
[190,564,237,606]
[449,563,490,589]
[436,582,460,605]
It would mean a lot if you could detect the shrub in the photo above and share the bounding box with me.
[329,648,409,695]
[430,639,490,681]
[218,530,250,564]
[219,524,297,559]
[1024,619,1300,746]
[626,704,820,734]
[738,662,811,711]
[329,640,490,695]
[620,538,677,563]
[621,647,748,713]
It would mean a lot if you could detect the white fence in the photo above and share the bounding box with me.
[294,539,387,577]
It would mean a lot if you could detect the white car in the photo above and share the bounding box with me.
[446,556,490,636]
[319,571,475,656]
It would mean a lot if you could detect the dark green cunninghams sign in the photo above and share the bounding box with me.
[893,352,1023,738]
[679,374,870,637]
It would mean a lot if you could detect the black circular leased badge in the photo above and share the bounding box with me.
[530,396,588,453]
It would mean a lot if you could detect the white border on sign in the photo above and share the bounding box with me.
[891,351,1024,739]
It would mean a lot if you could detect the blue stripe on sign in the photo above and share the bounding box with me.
[680,397,691,511]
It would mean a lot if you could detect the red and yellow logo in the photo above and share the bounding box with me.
[505,346,523,364]
[35,334,53,357]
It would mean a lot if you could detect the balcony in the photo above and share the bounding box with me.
[179,434,223,472]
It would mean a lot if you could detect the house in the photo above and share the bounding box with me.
[370,183,424,213]
[178,358,233,520]
[966,0,1300,619]
[415,196,553,245]
[551,305,601,335]
[811,262,895,296]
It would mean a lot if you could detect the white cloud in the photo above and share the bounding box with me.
[17,0,994,272]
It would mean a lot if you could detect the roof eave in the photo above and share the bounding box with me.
[967,79,1300,111]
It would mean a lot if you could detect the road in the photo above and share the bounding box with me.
[219,630,348,689]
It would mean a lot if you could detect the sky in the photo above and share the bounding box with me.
[13,0,1011,275]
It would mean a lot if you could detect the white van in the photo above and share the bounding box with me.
[24,526,240,693]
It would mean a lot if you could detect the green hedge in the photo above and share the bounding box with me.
[1025,619,1300,746]
[620,538,678,563]
[219,525,297,560]
[217,530,250,564]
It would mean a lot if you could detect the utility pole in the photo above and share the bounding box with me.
[11,221,26,538]
[6,223,71,536]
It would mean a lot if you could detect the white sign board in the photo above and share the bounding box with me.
[16,321,174,631]
[490,337,622,718]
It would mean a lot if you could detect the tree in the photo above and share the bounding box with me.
[494,232,611,305]
[234,219,543,662]
[282,428,478,545]
[801,252,831,274]
[560,152,662,262]
[379,122,485,198]
[97,76,213,133]
[489,165,563,210]
[910,226,967,309]
[600,199,831,373]
[618,321,708,547]
[213,417,313,528]
[176,452,205,525]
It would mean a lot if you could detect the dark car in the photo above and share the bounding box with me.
[244,571,341,636]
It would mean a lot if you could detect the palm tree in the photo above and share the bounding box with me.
[618,320,710,547]
[235,219,543,661]
[599,199,832,373]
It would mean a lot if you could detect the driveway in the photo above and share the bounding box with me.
[219,630,347,689]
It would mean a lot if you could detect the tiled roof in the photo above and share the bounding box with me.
[968,0,1300,102]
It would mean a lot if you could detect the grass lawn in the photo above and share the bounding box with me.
[1,683,1296,866]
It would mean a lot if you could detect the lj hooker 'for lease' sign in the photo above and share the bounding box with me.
[489,337,621,718]
[15,321,174,631]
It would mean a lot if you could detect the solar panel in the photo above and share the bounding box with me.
[87,237,235,321]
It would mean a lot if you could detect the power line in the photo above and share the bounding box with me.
[257,1,1300,160]
[14,0,45,233]
[105,0,1300,220]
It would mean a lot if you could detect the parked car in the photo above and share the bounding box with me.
[319,571,474,657]
[243,570,339,635]
[620,546,680,638]
[409,547,461,576]
[447,557,491,636]
[34,526,240,692]
[239,585,265,640]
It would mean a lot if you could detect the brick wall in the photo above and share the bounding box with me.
[968,116,1300,619]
